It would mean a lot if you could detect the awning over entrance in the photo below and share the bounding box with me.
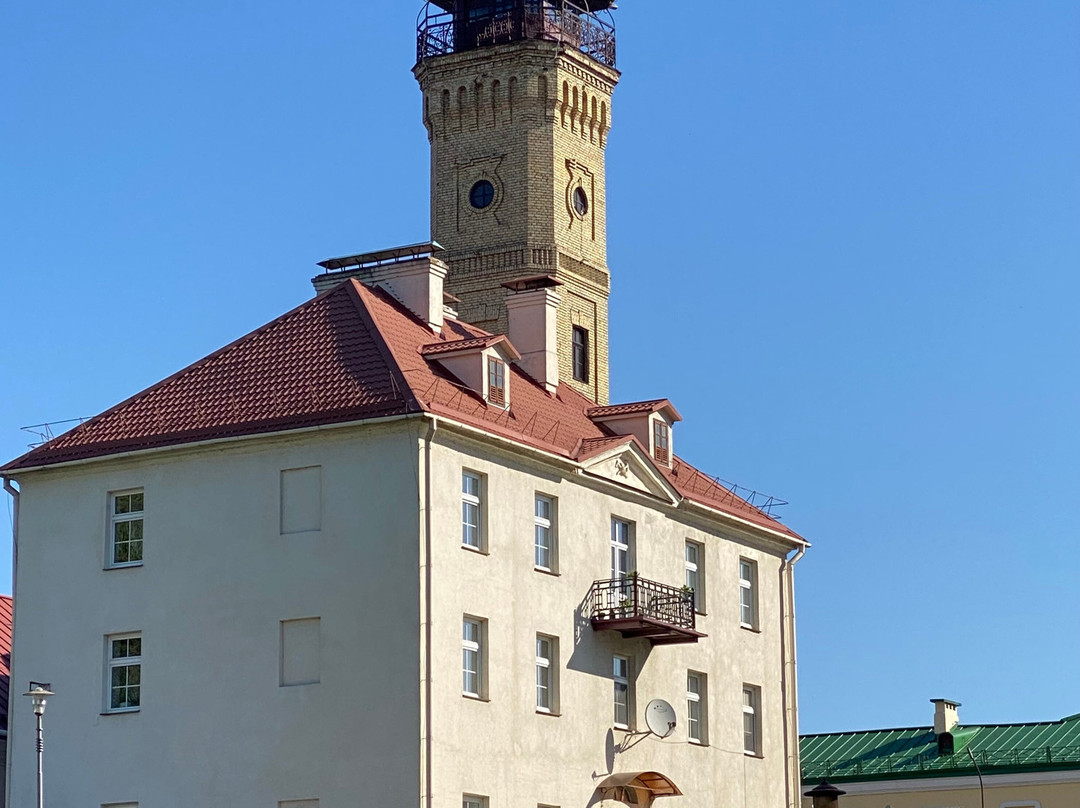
[596,771,683,805]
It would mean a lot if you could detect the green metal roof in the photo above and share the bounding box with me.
[801,713,1080,784]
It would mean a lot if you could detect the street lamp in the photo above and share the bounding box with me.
[23,682,53,808]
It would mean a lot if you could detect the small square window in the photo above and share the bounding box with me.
[463,796,488,808]
[487,356,506,406]
[462,471,485,550]
[105,633,142,713]
[108,490,144,568]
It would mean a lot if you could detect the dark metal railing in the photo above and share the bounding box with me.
[803,744,1080,781]
[589,576,696,631]
[417,1,616,68]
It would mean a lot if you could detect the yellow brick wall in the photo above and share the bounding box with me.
[415,41,617,404]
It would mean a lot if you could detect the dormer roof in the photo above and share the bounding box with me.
[587,399,683,423]
[419,334,521,360]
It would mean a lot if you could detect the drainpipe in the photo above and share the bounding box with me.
[780,545,806,808]
[419,417,437,808]
[3,476,18,808]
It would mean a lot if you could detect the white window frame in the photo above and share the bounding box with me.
[536,634,558,714]
[687,671,707,744]
[743,684,761,756]
[652,419,670,465]
[487,355,507,407]
[534,494,556,572]
[685,540,704,613]
[462,471,484,551]
[105,632,142,713]
[463,796,488,808]
[740,558,758,629]
[462,617,485,698]
[107,489,144,569]
[613,654,631,729]
[611,518,632,579]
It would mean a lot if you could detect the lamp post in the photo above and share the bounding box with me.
[23,682,53,808]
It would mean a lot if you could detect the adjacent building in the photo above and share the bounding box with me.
[801,700,1080,808]
[2,2,809,806]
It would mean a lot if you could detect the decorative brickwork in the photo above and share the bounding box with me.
[415,38,617,404]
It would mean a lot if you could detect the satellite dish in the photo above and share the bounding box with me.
[645,699,678,738]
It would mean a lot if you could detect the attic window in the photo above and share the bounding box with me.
[653,420,670,465]
[488,357,506,406]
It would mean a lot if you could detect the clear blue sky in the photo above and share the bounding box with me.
[3,2,1078,735]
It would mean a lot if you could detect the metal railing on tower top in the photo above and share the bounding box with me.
[416,1,617,68]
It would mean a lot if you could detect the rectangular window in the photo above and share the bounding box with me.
[536,634,558,713]
[610,518,632,579]
[106,633,142,712]
[740,558,758,629]
[534,494,556,572]
[280,617,321,687]
[463,796,488,808]
[743,685,761,755]
[687,671,707,744]
[487,356,506,406]
[462,471,484,550]
[653,420,670,465]
[280,466,322,534]
[572,326,589,383]
[685,540,704,613]
[613,654,631,729]
[463,617,485,698]
[108,490,144,567]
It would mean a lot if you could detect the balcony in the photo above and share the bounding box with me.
[417,1,617,68]
[588,576,705,645]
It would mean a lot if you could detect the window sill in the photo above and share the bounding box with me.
[534,567,560,577]
[743,751,763,759]
[104,562,143,571]
[461,544,489,556]
[689,739,710,747]
[100,709,140,716]
[536,709,561,718]
[740,624,761,634]
[462,694,490,703]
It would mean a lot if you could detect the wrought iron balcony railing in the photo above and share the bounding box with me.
[417,1,617,68]
[588,576,705,645]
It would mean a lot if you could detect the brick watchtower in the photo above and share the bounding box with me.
[414,0,619,404]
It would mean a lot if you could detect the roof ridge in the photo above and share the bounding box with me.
[1,285,349,473]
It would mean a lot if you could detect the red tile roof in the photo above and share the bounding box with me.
[419,334,518,358]
[588,398,683,422]
[0,594,11,728]
[2,280,802,541]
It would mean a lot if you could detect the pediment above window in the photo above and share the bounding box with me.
[577,439,679,504]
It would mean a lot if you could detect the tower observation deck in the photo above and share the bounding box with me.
[417,0,617,68]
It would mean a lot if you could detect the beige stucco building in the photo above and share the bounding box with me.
[800,700,1080,808]
[2,2,810,807]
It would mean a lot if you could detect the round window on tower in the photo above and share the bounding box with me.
[573,186,589,217]
[469,179,495,210]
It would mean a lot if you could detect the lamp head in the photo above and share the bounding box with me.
[23,682,54,716]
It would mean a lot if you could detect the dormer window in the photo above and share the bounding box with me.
[653,420,670,465]
[488,357,506,407]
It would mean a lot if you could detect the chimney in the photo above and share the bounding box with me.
[313,243,448,333]
[932,699,961,735]
[504,275,562,394]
